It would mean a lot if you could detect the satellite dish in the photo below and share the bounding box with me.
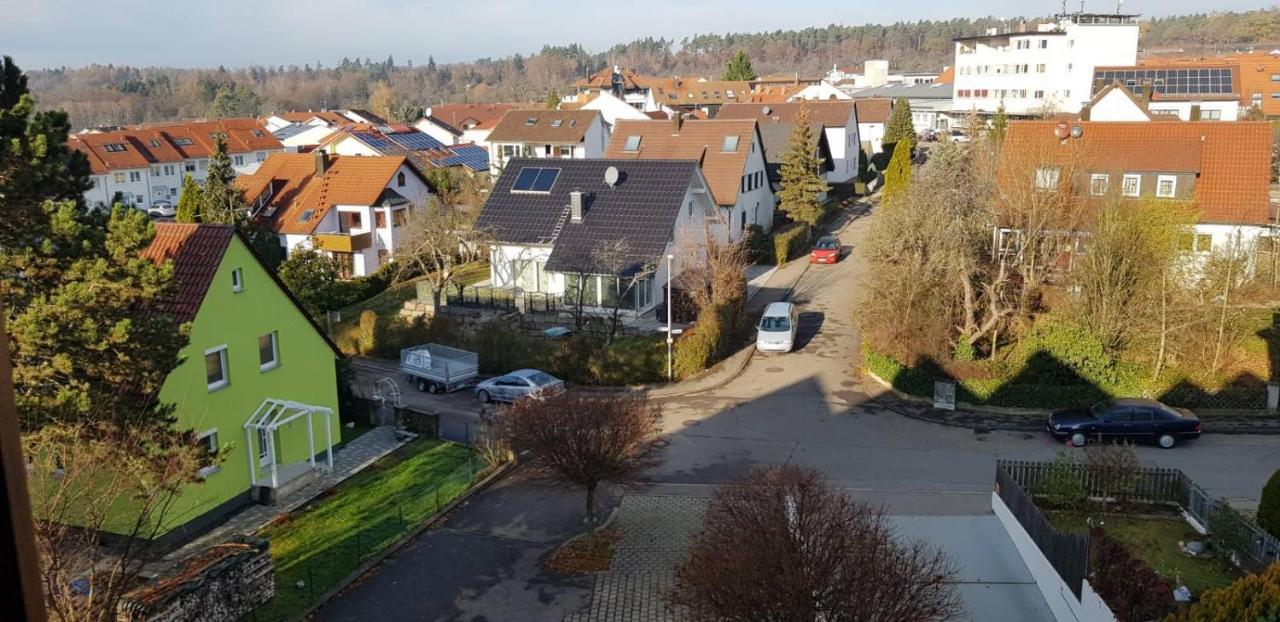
[762,106,773,116]
[604,166,620,187]
[1070,125,1084,139]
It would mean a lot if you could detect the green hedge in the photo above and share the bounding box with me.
[674,298,746,379]
[773,225,809,265]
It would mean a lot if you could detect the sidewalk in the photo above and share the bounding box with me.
[864,373,1280,435]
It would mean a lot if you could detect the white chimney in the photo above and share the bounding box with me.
[570,191,584,223]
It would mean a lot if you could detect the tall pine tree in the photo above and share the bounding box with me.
[990,104,1009,144]
[722,51,758,81]
[198,134,244,224]
[175,174,202,223]
[881,142,913,204]
[882,97,916,154]
[776,106,829,232]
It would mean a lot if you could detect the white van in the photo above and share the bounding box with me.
[756,302,798,353]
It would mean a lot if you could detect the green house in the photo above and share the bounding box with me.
[142,223,342,546]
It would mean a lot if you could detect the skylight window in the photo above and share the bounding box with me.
[550,119,564,128]
[721,135,740,152]
[103,143,127,153]
[251,130,264,137]
[299,209,314,221]
[525,117,538,126]
[510,167,561,193]
[623,135,642,152]
[149,139,162,147]
[173,137,194,146]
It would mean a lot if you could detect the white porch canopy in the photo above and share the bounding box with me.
[244,399,334,489]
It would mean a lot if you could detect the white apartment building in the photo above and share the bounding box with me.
[485,110,609,175]
[952,13,1140,116]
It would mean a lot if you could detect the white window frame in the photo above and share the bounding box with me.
[1121,174,1141,197]
[231,267,244,292]
[1034,167,1061,190]
[1156,175,1177,198]
[1089,173,1109,196]
[197,428,221,477]
[205,345,229,392]
[259,331,280,372]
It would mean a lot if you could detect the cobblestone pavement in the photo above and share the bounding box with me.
[567,495,708,622]
[161,425,409,565]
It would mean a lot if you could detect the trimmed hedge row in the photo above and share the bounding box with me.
[773,225,810,265]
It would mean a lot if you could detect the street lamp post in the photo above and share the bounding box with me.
[666,253,674,380]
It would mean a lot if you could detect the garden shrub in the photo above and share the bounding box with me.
[1018,319,1120,387]
[674,298,746,380]
[358,309,378,355]
[1260,469,1280,539]
[1169,563,1280,622]
[587,337,665,386]
[1036,450,1085,509]
[1090,528,1176,622]
[743,225,773,265]
[772,225,809,265]
[369,314,433,360]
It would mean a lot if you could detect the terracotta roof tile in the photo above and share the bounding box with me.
[141,224,235,324]
[573,68,655,90]
[69,119,281,173]
[236,153,411,235]
[852,99,893,124]
[1003,121,1272,225]
[485,110,602,144]
[605,119,759,207]
[267,111,353,126]
[649,78,752,106]
[424,103,529,134]
[716,100,857,128]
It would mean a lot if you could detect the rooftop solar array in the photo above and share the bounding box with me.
[438,144,489,171]
[386,132,446,152]
[353,132,395,151]
[1093,67,1235,97]
[511,167,561,193]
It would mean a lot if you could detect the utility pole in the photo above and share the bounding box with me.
[666,253,675,380]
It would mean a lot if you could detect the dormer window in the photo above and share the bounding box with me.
[1156,175,1177,198]
[550,119,563,128]
[525,117,538,126]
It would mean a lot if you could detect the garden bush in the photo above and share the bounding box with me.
[587,337,665,386]
[743,225,773,265]
[1090,528,1176,622]
[1035,450,1085,509]
[772,225,809,265]
[1169,563,1280,621]
[674,298,746,380]
[1260,469,1280,539]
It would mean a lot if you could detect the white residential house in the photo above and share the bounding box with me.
[238,152,433,278]
[72,119,282,210]
[571,66,658,112]
[718,101,862,183]
[415,103,524,147]
[605,118,775,239]
[788,81,853,102]
[952,12,1140,116]
[1089,65,1242,122]
[485,110,609,175]
[562,90,651,128]
[474,158,725,322]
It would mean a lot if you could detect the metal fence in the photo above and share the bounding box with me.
[244,455,486,622]
[995,464,1091,597]
[998,459,1280,574]
[445,285,563,314]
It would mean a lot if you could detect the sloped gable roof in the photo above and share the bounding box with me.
[605,119,760,207]
[717,100,858,128]
[1003,120,1272,224]
[236,153,411,235]
[486,110,603,144]
[474,158,700,275]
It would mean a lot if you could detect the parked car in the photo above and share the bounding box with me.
[947,129,970,144]
[918,129,939,143]
[1047,398,1201,449]
[809,236,841,264]
[475,369,565,404]
[755,302,798,353]
[148,202,176,219]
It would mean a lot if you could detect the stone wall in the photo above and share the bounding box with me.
[118,538,274,622]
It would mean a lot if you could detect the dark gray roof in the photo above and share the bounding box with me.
[475,158,700,276]
[754,123,834,181]
[848,82,954,100]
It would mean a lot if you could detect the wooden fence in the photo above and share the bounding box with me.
[995,464,1091,598]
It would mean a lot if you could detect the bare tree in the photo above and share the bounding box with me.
[673,216,749,319]
[673,466,962,622]
[1084,441,1140,511]
[494,391,663,525]
[590,239,658,344]
[25,422,208,622]
[393,203,492,306]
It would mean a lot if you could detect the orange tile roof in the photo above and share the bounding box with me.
[853,99,893,124]
[1003,120,1272,225]
[649,78,751,106]
[425,103,528,133]
[236,153,410,235]
[141,223,235,323]
[69,118,280,173]
[935,67,955,84]
[485,109,603,144]
[605,119,760,207]
[573,67,655,90]
[748,84,809,103]
[267,110,353,126]
[716,100,857,128]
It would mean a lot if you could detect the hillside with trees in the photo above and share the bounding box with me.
[22,9,1280,128]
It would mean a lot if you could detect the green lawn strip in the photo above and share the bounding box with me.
[250,439,476,620]
[1048,511,1241,594]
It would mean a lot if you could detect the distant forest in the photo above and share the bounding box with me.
[20,9,1280,129]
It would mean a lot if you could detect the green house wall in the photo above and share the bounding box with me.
[155,235,340,538]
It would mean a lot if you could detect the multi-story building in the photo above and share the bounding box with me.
[70,119,282,210]
[571,66,657,111]
[1087,64,1241,121]
[485,110,609,175]
[952,12,1140,116]
[717,101,862,183]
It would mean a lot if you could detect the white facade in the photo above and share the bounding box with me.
[84,149,276,210]
[953,14,1140,115]
[732,135,775,236]
[277,124,337,149]
[1147,99,1240,122]
[824,112,862,183]
[1087,85,1242,122]
[487,116,609,175]
[859,122,885,158]
[414,117,461,146]
[788,82,852,102]
[571,91,650,127]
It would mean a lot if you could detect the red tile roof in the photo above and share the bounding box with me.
[424,103,528,134]
[853,99,893,124]
[267,111,353,126]
[649,78,752,106]
[486,110,603,144]
[573,67,655,90]
[141,224,235,324]
[716,100,856,129]
[1003,120,1272,225]
[237,153,411,235]
[69,118,281,174]
[605,118,760,207]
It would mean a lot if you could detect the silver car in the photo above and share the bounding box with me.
[475,369,565,404]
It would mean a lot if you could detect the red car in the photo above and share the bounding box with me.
[809,236,841,264]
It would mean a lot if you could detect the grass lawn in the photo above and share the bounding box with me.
[250,439,478,621]
[335,260,490,329]
[1049,511,1241,594]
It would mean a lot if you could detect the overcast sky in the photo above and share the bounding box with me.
[3,0,1275,69]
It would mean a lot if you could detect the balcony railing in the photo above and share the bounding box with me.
[312,231,373,253]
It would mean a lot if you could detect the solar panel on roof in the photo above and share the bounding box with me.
[531,168,560,192]
[512,167,541,191]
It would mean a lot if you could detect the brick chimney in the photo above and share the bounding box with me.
[570,190,584,223]
[314,150,330,176]
[671,115,683,135]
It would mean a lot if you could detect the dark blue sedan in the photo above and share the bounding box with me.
[1048,398,1201,449]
